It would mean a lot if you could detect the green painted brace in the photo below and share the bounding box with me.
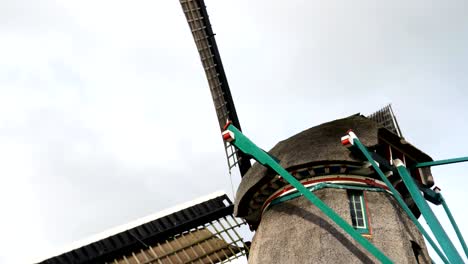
[411,153,468,259]
[420,186,443,205]
[225,124,393,264]
[440,194,468,259]
[413,157,468,169]
[395,162,464,264]
[350,135,450,264]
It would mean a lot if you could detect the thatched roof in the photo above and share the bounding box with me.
[234,114,432,224]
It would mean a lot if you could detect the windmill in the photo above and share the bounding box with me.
[178,1,467,263]
[37,0,468,263]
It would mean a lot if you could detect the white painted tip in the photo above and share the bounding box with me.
[393,159,405,167]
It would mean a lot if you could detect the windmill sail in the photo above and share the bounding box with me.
[35,192,250,264]
[179,0,251,176]
[367,104,403,137]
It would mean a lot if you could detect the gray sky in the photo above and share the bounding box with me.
[1,0,467,263]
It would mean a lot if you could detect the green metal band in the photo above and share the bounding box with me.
[268,182,388,208]
[413,156,468,168]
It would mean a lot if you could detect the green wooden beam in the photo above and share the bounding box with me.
[395,161,464,263]
[419,186,443,205]
[225,124,393,264]
[349,134,450,264]
[440,195,468,259]
[414,157,468,168]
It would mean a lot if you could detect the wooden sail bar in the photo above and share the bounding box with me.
[179,0,251,176]
[110,220,246,264]
[36,192,250,264]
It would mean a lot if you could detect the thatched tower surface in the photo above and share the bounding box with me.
[248,190,431,264]
[234,114,433,263]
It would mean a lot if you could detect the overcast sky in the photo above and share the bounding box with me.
[1,0,467,263]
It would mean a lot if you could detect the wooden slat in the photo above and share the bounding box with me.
[113,228,245,264]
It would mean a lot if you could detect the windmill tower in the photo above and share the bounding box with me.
[233,112,432,263]
[179,1,467,263]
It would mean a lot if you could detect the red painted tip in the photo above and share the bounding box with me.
[222,130,235,142]
[341,137,351,146]
[222,132,232,141]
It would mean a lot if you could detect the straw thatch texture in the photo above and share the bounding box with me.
[248,189,430,264]
[235,114,433,224]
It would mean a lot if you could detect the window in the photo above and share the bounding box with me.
[347,190,369,234]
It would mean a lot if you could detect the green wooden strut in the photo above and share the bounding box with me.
[224,124,393,264]
[413,157,468,169]
[349,134,450,264]
[440,194,468,259]
[413,155,468,258]
[395,161,465,264]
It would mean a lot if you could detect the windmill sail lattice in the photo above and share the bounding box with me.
[367,104,403,137]
[35,192,250,264]
[180,0,251,176]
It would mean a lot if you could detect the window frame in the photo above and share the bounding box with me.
[347,190,370,234]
